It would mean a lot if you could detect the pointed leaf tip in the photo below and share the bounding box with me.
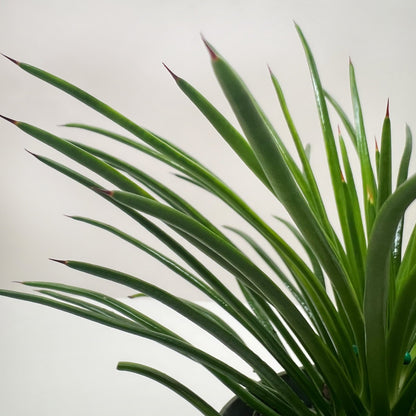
[162,63,179,81]
[0,114,18,125]
[91,186,114,196]
[293,21,303,36]
[49,258,68,265]
[200,35,218,61]
[24,148,39,158]
[267,64,276,78]
[386,98,390,118]
[1,53,19,65]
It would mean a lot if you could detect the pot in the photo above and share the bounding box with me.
[221,395,259,416]
[220,372,314,416]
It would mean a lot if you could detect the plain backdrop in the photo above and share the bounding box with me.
[1,0,416,415]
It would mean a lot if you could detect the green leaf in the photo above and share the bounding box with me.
[324,90,357,149]
[349,59,377,236]
[0,288,288,415]
[117,362,222,416]
[69,140,224,237]
[387,264,416,398]
[391,369,416,416]
[338,133,366,295]
[165,67,272,190]
[67,215,217,299]
[106,189,364,413]
[365,173,416,414]
[55,259,313,412]
[273,217,325,287]
[391,125,413,278]
[269,68,337,242]
[21,281,178,336]
[224,225,305,305]
[60,125,336,343]
[377,103,392,210]
[15,121,149,196]
[207,36,363,362]
[25,151,322,399]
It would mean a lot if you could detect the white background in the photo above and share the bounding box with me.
[1,0,416,415]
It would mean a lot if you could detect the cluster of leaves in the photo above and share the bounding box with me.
[2,25,416,416]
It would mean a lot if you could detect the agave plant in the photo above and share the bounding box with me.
[1,24,416,416]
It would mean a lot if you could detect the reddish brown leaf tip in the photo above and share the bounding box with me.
[128,293,145,299]
[201,35,218,61]
[24,148,39,158]
[386,98,390,118]
[0,114,18,125]
[49,258,68,265]
[267,64,276,79]
[91,186,114,196]
[337,125,341,136]
[375,137,379,152]
[1,53,19,65]
[162,63,180,81]
[340,171,346,183]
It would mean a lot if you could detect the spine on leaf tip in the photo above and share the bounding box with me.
[0,114,18,125]
[201,35,219,61]
[1,53,20,65]
[49,258,69,265]
[162,63,180,81]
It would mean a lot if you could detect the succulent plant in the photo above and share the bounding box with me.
[1,24,416,416]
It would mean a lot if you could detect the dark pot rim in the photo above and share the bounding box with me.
[220,395,259,416]
[220,371,315,416]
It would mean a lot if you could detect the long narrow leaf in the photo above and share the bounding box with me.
[365,173,416,414]
[338,132,366,294]
[0,289,290,415]
[67,216,217,299]
[53,259,312,412]
[21,281,179,336]
[207,37,363,358]
[60,125,337,344]
[269,68,339,248]
[8,119,149,196]
[377,103,392,210]
[387,264,416,396]
[69,140,225,238]
[391,125,413,278]
[22,150,325,399]
[324,91,357,149]
[164,66,271,190]
[117,362,222,416]
[272,217,325,287]
[105,188,365,413]
[349,60,377,236]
